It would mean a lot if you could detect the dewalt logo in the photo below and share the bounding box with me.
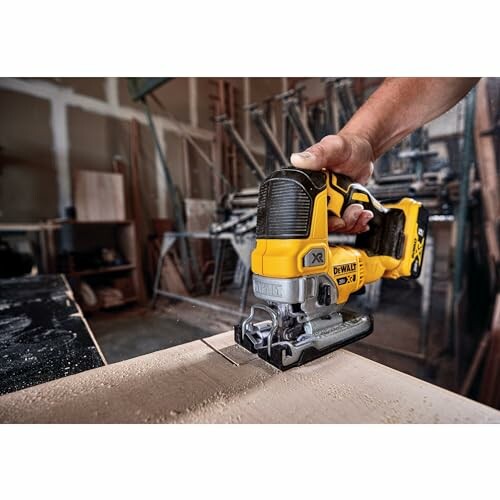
[333,262,357,276]
[254,281,283,298]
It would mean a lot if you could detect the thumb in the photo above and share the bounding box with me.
[290,135,351,170]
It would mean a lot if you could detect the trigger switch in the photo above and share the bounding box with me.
[318,284,331,306]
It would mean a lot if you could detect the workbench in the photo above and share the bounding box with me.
[0,328,498,423]
[0,275,105,396]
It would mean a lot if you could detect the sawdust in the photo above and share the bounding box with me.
[1,330,499,424]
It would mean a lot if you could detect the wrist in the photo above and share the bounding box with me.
[338,129,376,163]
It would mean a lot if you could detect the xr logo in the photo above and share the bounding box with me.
[304,248,325,267]
[312,252,324,264]
[412,238,424,264]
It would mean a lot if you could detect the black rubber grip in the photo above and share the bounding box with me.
[330,172,387,218]
[328,172,406,258]
[256,168,326,239]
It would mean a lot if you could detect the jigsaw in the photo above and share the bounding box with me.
[235,167,428,370]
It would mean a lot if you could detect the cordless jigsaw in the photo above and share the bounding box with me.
[235,167,428,370]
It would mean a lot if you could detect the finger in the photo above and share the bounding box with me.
[328,215,346,232]
[342,204,364,231]
[345,210,374,234]
[290,135,351,170]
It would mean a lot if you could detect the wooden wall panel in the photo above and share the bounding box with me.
[0,89,58,222]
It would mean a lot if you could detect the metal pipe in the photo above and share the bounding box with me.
[217,116,266,182]
[182,129,234,192]
[451,88,476,387]
[324,78,340,134]
[248,105,289,168]
[419,233,434,357]
[285,98,315,148]
[143,100,203,292]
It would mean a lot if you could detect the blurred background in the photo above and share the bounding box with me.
[0,77,498,406]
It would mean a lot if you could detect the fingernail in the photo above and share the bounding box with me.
[350,206,363,218]
[291,151,314,163]
[297,151,313,159]
[365,212,374,220]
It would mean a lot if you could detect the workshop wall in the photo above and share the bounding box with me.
[197,78,216,130]
[44,78,108,100]
[0,88,58,222]
[67,107,161,222]
[248,77,283,146]
[1,76,466,225]
[118,78,191,124]
[164,130,186,204]
[0,76,302,224]
[67,108,130,172]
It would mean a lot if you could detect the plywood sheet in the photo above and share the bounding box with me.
[74,170,125,221]
[160,254,188,295]
[0,330,498,424]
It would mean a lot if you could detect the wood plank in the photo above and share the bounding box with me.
[474,79,500,268]
[160,254,189,296]
[0,330,498,424]
[129,120,147,304]
[479,293,500,407]
[0,223,55,232]
[185,198,216,273]
[185,198,216,231]
[74,170,126,222]
[67,264,135,277]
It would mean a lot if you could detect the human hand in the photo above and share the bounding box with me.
[290,133,375,233]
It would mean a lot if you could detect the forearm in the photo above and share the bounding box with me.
[341,77,479,159]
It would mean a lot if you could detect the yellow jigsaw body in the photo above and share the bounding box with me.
[236,167,428,370]
[251,171,426,305]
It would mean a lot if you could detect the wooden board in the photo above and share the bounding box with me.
[0,330,498,424]
[161,254,188,295]
[474,79,500,268]
[479,293,500,407]
[0,275,105,396]
[185,198,216,272]
[185,198,216,231]
[74,170,126,222]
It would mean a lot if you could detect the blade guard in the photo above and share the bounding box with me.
[234,310,374,371]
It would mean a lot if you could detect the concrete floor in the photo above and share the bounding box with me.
[91,293,238,364]
[90,278,455,391]
[91,310,208,364]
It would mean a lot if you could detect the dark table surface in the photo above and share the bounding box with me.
[0,274,105,396]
